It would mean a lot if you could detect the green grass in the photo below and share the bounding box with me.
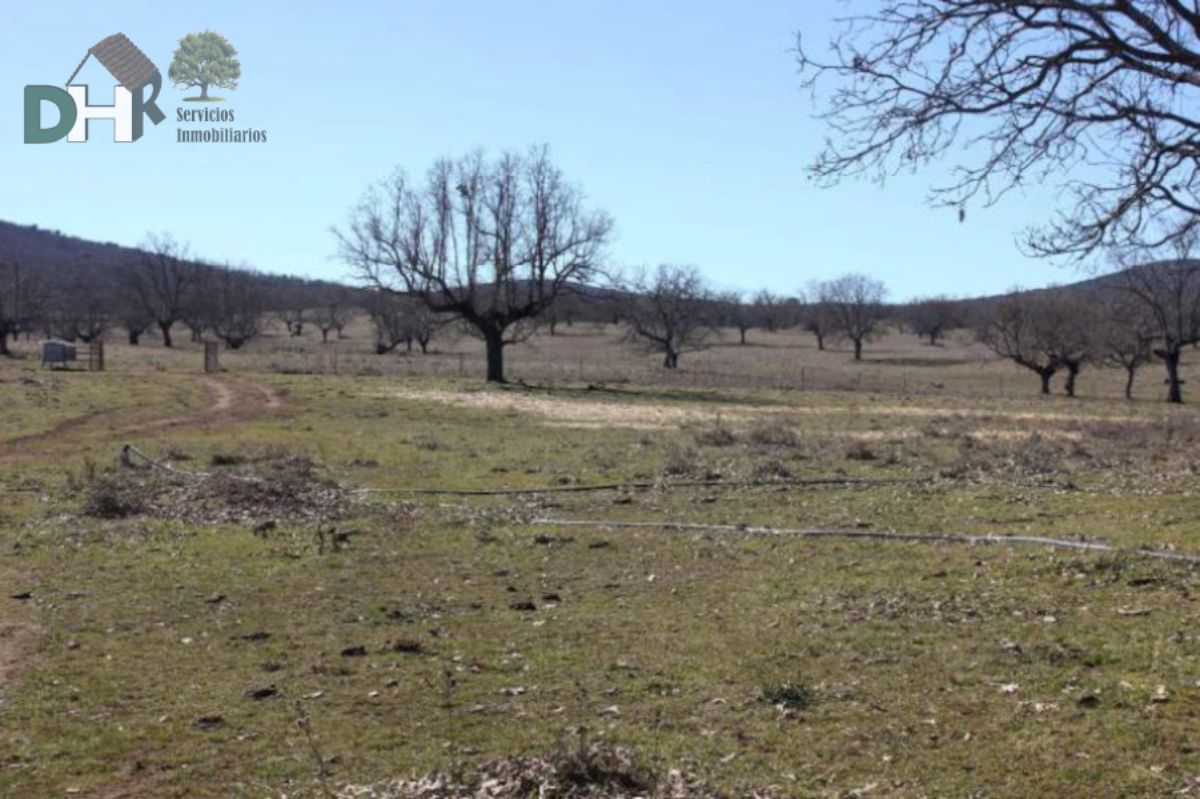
[1,367,1198,797]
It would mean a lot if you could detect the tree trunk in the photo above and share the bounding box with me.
[128,330,141,345]
[739,328,747,345]
[815,332,825,351]
[200,83,209,100]
[1124,366,1136,400]
[159,321,173,348]
[663,349,679,369]
[1164,347,1184,404]
[853,338,863,361]
[928,332,938,346]
[1039,370,1053,395]
[0,329,10,357]
[321,329,330,343]
[549,319,557,336]
[484,329,506,382]
[1064,365,1079,398]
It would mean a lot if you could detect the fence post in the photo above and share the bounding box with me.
[204,341,220,373]
[88,340,105,372]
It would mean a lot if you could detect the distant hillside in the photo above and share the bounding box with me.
[0,220,140,273]
[0,220,348,301]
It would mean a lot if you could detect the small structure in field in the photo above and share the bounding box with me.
[40,340,105,371]
[41,340,77,369]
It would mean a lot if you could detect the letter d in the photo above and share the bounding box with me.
[24,86,76,143]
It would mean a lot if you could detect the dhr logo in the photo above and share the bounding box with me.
[24,33,165,143]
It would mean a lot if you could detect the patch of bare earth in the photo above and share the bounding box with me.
[377,387,1146,432]
[0,589,37,704]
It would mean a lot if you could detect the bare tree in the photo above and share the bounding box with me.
[338,147,613,382]
[752,289,790,333]
[1112,241,1200,403]
[905,296,961,346]
[620,265,715,369]
[1095,289,1156,400]
[211,267,265,350]
[1037,291,1093,398]
[798,2,1200,257]
[128,233,197,347]
[799,282,837,351]
[826,273,888,360]
[38,264,113,344]
[274,283,312,337]
[0,252,45,356]
[976,289,1089,395]
[313,290,355,343]
[365,291,408,354]
[720,292,755,345]
[366,292,438,354]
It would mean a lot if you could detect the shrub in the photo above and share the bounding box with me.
[761,681,815,710]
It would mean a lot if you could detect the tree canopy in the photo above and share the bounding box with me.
[798,1,1200,258]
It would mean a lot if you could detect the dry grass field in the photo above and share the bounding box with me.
[0,320,1198,798]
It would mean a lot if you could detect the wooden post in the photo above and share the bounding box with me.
[204,341,220,373]
[88,340,105,372]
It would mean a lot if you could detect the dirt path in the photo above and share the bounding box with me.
[0,375,284,463]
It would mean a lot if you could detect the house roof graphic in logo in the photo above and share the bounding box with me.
[24,32,165,143]
[66,33,159,90]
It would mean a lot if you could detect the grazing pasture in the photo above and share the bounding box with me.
[0,321,1198,798]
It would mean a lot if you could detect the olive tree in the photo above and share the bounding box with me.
[338,147,613,383]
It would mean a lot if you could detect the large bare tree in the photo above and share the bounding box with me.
[621,265,716,369]
[798,2,1200,257]
[338,147,613,382]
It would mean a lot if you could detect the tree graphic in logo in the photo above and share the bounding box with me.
[169,31,240,102]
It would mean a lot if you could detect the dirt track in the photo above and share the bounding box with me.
[0,375,285,462]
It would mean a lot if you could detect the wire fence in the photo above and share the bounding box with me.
[244,345,1090,402]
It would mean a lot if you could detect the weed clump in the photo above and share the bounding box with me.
[747,421,801,449]
[760,681,815,710]
[82,473,151,519]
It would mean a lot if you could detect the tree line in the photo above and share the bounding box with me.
[0,233,357,353]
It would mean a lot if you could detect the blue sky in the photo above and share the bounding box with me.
[1,1,1086,300]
